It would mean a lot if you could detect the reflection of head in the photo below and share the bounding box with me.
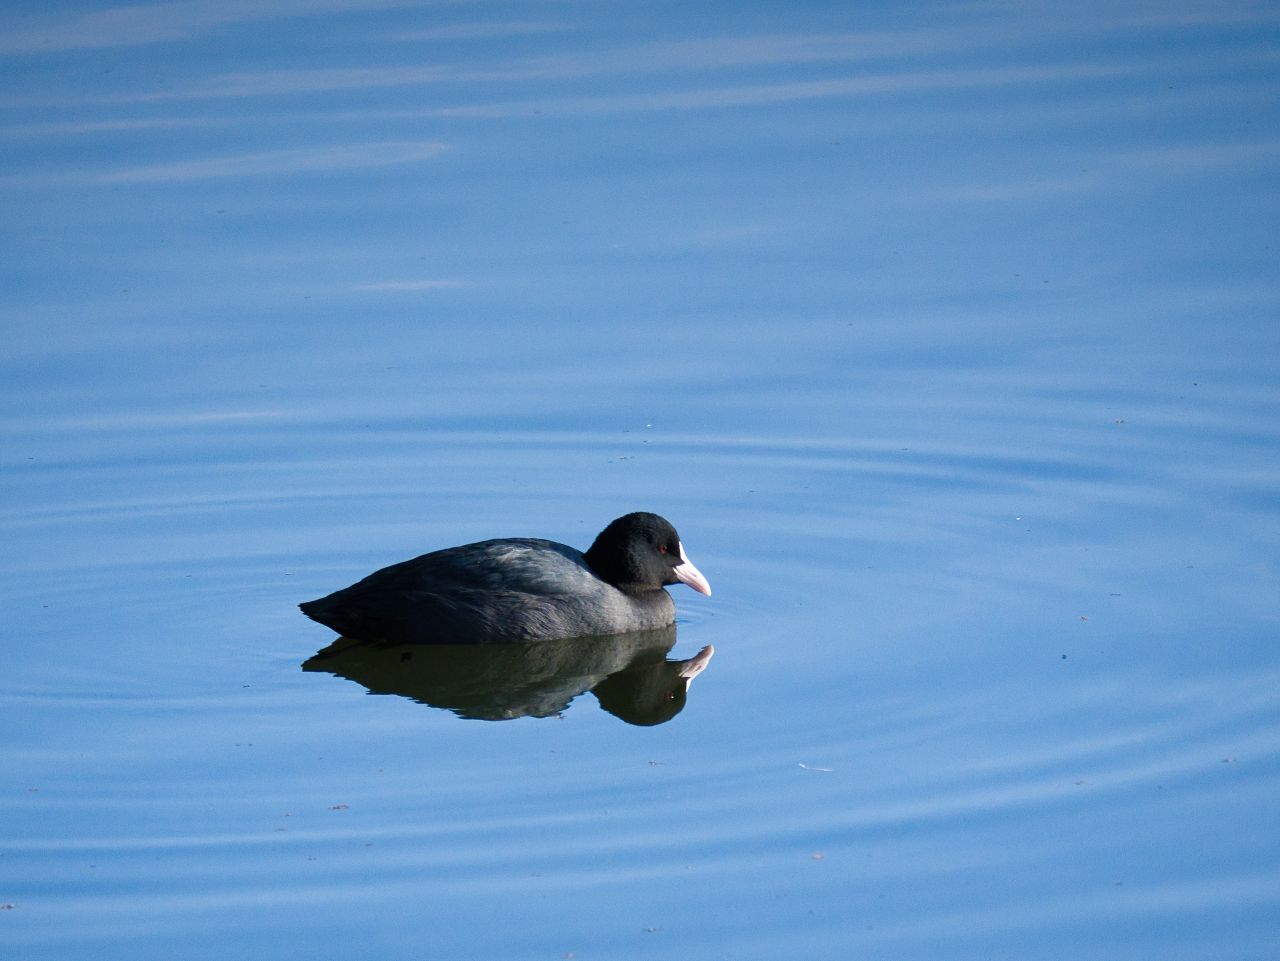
[302,627,713,727]
[592,645,715,726]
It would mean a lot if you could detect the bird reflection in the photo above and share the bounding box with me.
[301,625,713,726]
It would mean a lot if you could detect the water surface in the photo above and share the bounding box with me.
[3,2,1279,959]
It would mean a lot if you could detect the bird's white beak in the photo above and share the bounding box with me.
[672,542,712,596]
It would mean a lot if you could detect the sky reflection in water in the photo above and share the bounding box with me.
[2,2,1279,959]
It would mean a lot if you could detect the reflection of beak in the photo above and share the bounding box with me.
[673,542,712,596]
[678,644,715,681]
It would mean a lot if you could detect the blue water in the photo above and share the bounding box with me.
[3,3,1279,959]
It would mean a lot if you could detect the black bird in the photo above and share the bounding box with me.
[300,512,711,644]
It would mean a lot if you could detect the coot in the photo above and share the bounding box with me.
[299,512,711,644]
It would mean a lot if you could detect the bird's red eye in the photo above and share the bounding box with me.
[658,544,668,554]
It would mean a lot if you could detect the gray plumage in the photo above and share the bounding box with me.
[299,513,710,644]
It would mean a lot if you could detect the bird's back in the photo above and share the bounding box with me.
[299,537,674,643]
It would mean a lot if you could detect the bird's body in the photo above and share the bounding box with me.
[300,512,710,644]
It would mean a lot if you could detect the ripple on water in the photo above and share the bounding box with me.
[4,391,1279,960]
